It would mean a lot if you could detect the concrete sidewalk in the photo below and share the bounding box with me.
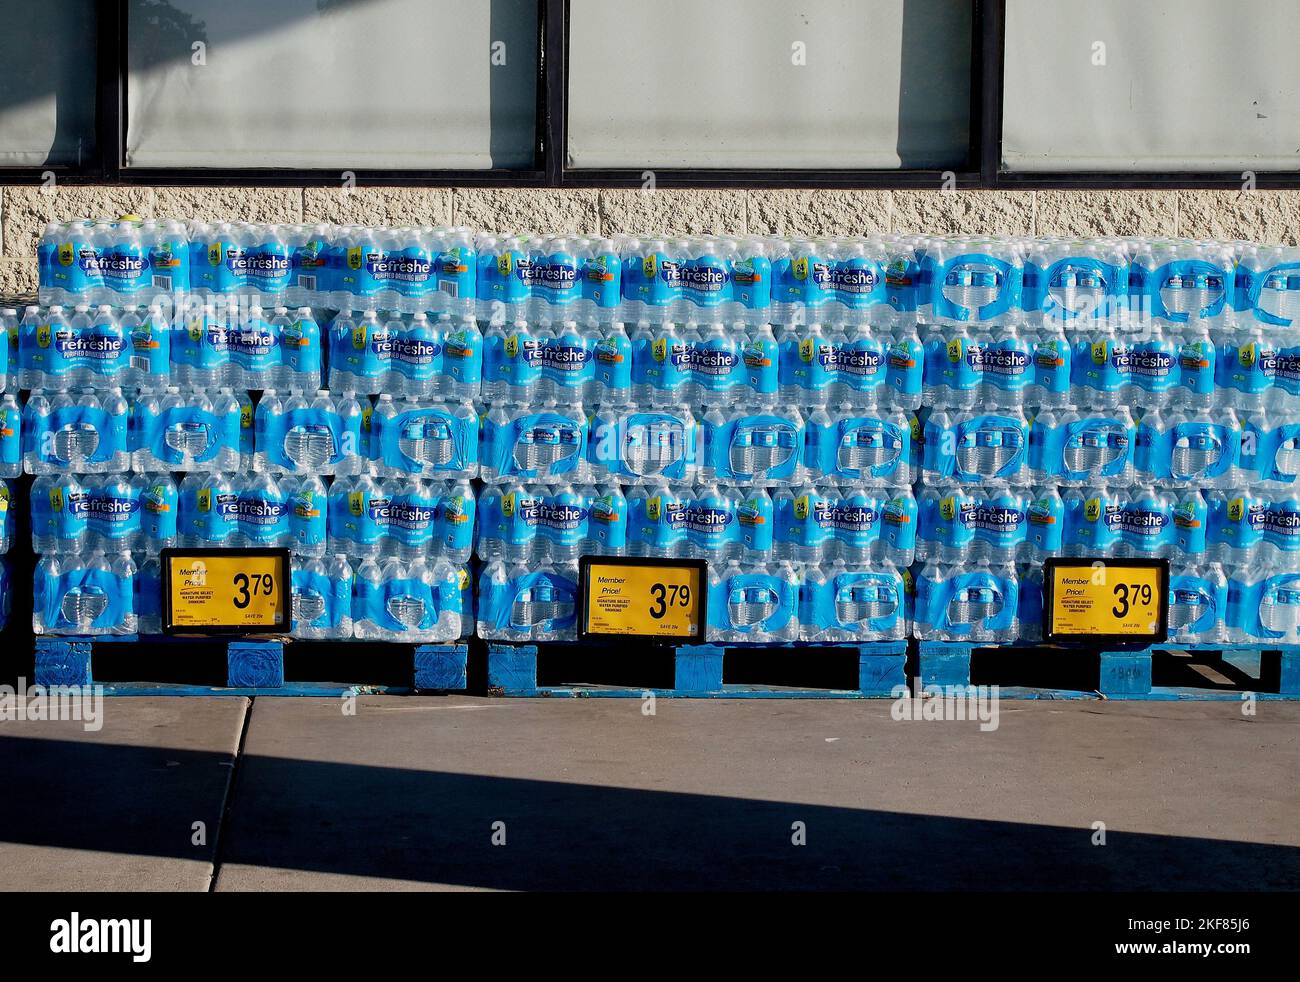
[2,696,1298,891]
[0,697,248,891]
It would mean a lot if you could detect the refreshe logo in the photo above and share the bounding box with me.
[49,912,151,962]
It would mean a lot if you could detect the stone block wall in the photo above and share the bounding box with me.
[2,185,1297,297]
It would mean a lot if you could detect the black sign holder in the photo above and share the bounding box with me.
[1042,557,1169,645]
[577,556,709,645]
[160,548,291,635]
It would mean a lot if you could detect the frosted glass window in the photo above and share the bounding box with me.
[126,0,538,169]
[567,0,972,169]
[1004,0,1300,172]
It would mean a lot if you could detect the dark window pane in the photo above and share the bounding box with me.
[0,0,98,167]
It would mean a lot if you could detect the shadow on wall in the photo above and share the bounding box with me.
[1,734,1298,891]
[897,0,973,170]
[0,0,536,169]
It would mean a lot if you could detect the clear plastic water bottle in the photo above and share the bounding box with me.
[88,304,129,388]
[326,310,359,393]
[25,472,57,553]
[59,474,90,554]
[350,557,384,639]
[138,473,178,555]
[65,304,92,386]
[1207,489,1265,566]
[37,222,63,305]
[0,307,16,392]
[136,556,163,635]
[232,304,277,390]
[328,553,357,637]
[83,387,129,474]
[31,474,61,554]
[18,305,48,390]
[629,320,658,406]
[268,306,294,381]
[0,391,21,478]
[231,389,254,468]
[434,314,481,402]
[33,554,57,633]
[236,470,289,548]
[22,391,51,473]
[287,473,328,558]
[124,303,172,391]
[1027,327,1072,407]
[480,316,510,403]
[103,220,146,307]
[179,303,223,389]
[394,311,434,398]
[253,389,282,472]
[178,472,240,547]
[276,307,321,392]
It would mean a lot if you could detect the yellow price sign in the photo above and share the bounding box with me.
[1043,559,1168,642]
[162,549,290,634]
[579,558,706,641]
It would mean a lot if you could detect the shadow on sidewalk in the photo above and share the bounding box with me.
[1,733,1297,891]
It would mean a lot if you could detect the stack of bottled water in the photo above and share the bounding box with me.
[326,476,476,563]
[26,218,486,641]
[350,555,473,642]
[24,218,1300,648]
[476,318,596,640]
[83,220,484,314]
[179,222,478,314]
[23,292,163,635]
[38,218,191,307]
[318,302,480,641]
[476,234,623,323]
[912,235,1300,644]
[171,303,322,390]
[478,484,627,562]
[327,309,481,397]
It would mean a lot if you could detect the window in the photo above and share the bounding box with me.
[125,0,538,169]
[0,0,98,167]
[566,0,972,170]
[1002,0,1300,173]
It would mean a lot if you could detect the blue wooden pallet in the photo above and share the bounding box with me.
[32,635,469,696]
[915,640,1300,700]
[486,640,907,698]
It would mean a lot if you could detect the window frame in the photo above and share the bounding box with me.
[2,0,1298,189]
